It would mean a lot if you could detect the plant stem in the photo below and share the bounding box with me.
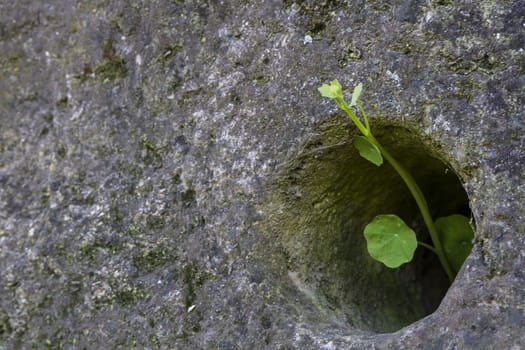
[335,98,369,136]
[368,134,454,281]
[418,241,438,254]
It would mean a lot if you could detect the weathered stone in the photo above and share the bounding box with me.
[0,0,523,348]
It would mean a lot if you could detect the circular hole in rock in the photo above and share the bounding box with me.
[271,121,473,333]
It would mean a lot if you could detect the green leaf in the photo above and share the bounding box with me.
[350,83,363,107]
[318,79,343,99]
[353,136,383,166]
[435,214,474,273]
[364,214,418,268]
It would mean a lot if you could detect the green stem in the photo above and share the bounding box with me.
[418,241,438,254]
[367,134,454,281]
[335,98,369,136]
[357,100,370,133]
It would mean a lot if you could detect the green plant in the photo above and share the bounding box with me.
[318,80,474,281]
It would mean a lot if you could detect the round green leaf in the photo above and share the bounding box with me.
[353,136,383,166]
[364,214,417,268]
[435,214,474,273]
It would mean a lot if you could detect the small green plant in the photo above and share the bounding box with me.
[318,80,474,281]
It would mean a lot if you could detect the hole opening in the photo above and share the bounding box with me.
[271,121,474,333]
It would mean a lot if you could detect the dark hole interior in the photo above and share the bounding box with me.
[271,121,473,333]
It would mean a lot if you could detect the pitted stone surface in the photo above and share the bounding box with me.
[1,0,523,348]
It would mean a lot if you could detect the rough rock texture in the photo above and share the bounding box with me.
[1,0,524,348]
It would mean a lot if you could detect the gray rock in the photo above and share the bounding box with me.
[0,0,523,348]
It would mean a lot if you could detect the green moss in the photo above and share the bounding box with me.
[103,204,124,228]
[117,162,143,181]
[149,334,160,345]
[253,74,271,84]
[156,42,183,66]
[57,144,67,158]
[138,134,165,167]
[456,77,475,102]
[181,187,196,206]
[40,186,50,205]
[115,285,144,306]
[126,223,143,235]
[67,184,96,205]
[178,88,212,107]
[142,183,154,193]
[55,96,68,109]
[96,38,128,81]
[42,113,53,123]
[182,262,199,308]
[94,55,127,81]
[79,231,125,262]
[73,64,94,82]
[132,246,177,271]
[337,43,362,68]
[306,18,327,37]
[0,310,12,336]
[477,53,502,72]
[146,215,165,230]
[448,58,478,73]
[74,38,128,83]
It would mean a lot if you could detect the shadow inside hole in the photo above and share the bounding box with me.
[364,125,472,316]
[273,121,472,333]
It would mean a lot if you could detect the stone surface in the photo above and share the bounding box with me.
[0,0,524,348]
